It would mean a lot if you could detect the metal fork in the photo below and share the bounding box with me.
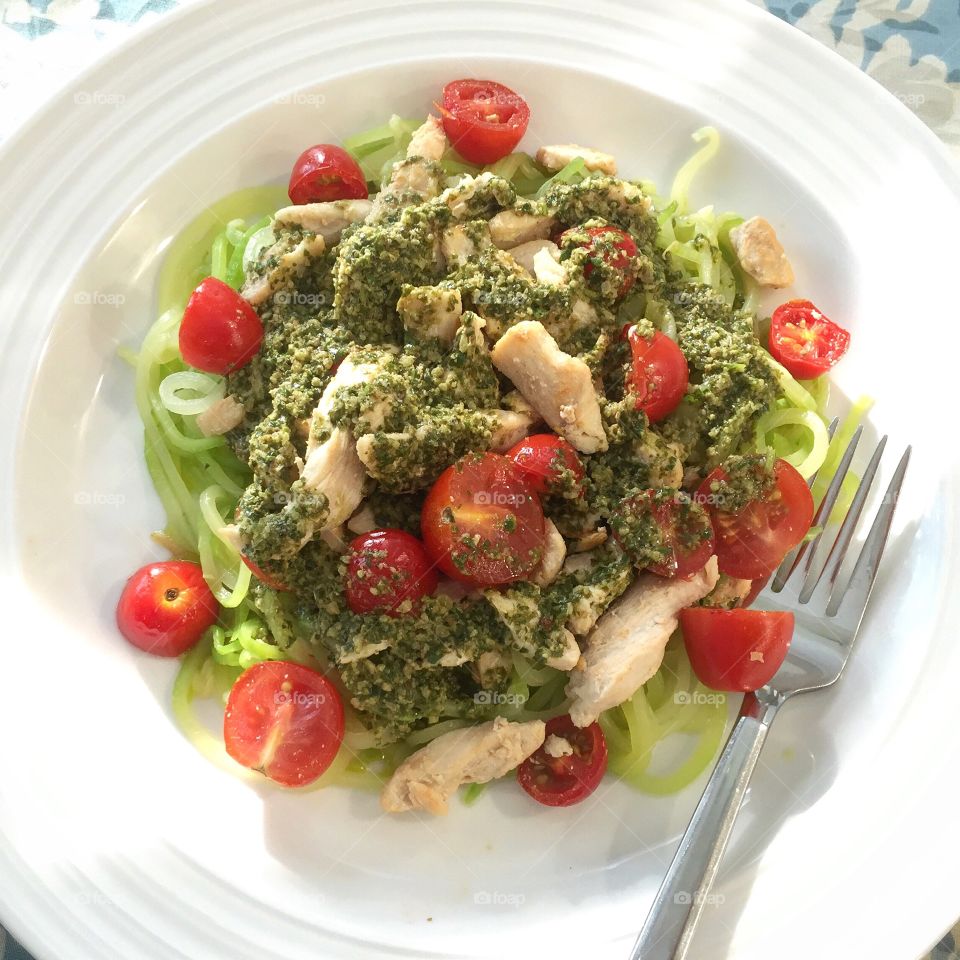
[630,427,911,960]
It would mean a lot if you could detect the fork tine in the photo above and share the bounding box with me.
[795,425,864,600]
[810,435,888,602]
[826,445,911,619]
[771,417,840,592]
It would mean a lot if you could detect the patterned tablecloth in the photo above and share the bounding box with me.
[0,1,956,958]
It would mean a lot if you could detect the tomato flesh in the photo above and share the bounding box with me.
[517,715,608,807]
[242,554,289,592]
[116,560,218,657]
[440,79,531,165]
[696,459,814,580]
[179,276,264,374]
[768,299,850,380]
[626,328,689,423]
[680,608,794,692]
[287,144,368,204]
[506,433,584,497]
[224,661,345,787]
[345,529,439,616]
[421,452,545,587]
[611,489,715,579]
[561,225,638,298]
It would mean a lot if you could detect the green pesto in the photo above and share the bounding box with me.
[541,545,633,631]
[483,582,573,665]
[700,454,776,514]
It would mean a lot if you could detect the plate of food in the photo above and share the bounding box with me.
[1,1,958,959]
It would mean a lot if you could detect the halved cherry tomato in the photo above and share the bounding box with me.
[287,144,368,204]
[506,434,584,497]
[439,79,530,165]
[768,299,850,380]
[224,661,344,787]
[179,277,264,374]
[696,459,813,580]
[241,554,289,592]
[611,489,715,579]
[421,452,545,587]
[680,607,794,692]
[116,560,218,657]
[626,327,689,423]
[517,714,608,807]
[560,225,638,298]
[345,529,439,616]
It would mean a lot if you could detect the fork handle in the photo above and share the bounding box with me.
[629,693,780,960]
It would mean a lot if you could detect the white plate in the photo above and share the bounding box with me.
[1,1,959,958]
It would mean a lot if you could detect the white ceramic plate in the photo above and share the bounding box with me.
[1,1,959,958]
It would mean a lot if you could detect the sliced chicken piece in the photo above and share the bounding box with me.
[397,285,463,343]
[637,433,684,488]
[488,210,556,249]
[299,356,382,532]
[241,232,326,306]
[406,114,447,162]
[508,239,558,276]
[439,171,514,220]
[441,223,477,268]
[536,143,618,176]
[532,245,566,286]
[543,734,573,758]
[701,573,752,609]
[319,524,350,554]
[346,504,377,535]
[491,320,608,454]
[475,649,512,688]
[571,528,608,553]
[489,408,540,452]
[273,199,373,244]
[195,395,245,437]
[729,216,794,288]
[484,587,580,671]
[381,717,546,815]
[564,551,633,635]
[566,557,720,727]
[531,519,567,588]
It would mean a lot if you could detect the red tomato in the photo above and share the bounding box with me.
[439,79,531,164]
[612,489,715,579]
[421,452,545,587]
[116,560,218,657]
[506,434,585,497]
[517,714,608,807]
[345,529,439,616]
[287,144,368,204]
[696,459,814,580]
[241,554,289,592]
[179,277,264,375]
[768,299,850,380]
[680,608,794,692]
[626,328,689,423]
[224,661,344,787]
[561,225,638,298]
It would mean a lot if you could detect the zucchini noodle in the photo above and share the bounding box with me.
[159,370,226,416]
[670,126,720,213]
[755,407,831,479]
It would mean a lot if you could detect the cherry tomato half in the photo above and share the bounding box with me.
[506,434,585,497]
[179,276,264,375]
[241,554,289,592]
[116,560,218,657]
[696,459,814,580]
[626,328,689,423]
[768,299,850,380]
[611,489,715,579]
[345,529,439,616]
[561,225,638,298]
[680,608,794,692]
[517,714,608,807]
[287,144,368,205]
[421,452,545,587]
[439,79,531,165]
[224,661,345,787]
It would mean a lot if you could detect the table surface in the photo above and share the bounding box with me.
[0,1,957,958]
